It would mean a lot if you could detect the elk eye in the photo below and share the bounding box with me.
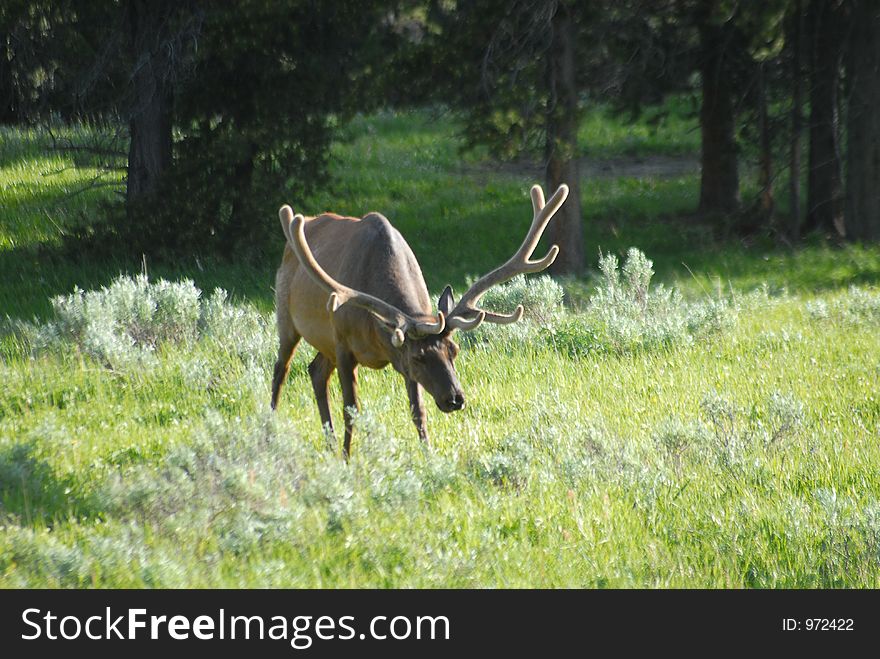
[412,353,426,363]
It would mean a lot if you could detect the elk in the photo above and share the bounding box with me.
[272,183,569,456]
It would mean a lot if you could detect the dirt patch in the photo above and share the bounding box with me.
[464,153,699,183]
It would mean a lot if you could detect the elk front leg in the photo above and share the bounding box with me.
[336,348,359,458]
[405,376,429,443]
[308,353,336,435]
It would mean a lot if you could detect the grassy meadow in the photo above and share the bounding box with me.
[1,103,880,587]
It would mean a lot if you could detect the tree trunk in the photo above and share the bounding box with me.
[757,62,774,217]
[226,142,258,254]
[0,34,17,123]
[545,4,584,277]
[789,0,804,241]
[125,0,174,211]
[805,0,844,237]
[698,16,740,215]
[845,1,880,242]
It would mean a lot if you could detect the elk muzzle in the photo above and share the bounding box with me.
[437,389,466,413]
[399,337,465,414]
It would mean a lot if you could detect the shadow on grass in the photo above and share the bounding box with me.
[584,214,880,295]
[2,203,879,324]
[0,240,278,321]
[0,441,97,525]
[0,125,124,171]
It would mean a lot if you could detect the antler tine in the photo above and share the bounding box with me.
[446,184,569,331]
[279,206,445,344]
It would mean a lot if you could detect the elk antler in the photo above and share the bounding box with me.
[446,183,569,331]
[279,206,445,347]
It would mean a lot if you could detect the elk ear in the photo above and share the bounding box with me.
[370,313,407,347]
[438,285,454,316]
[377,317,406,347]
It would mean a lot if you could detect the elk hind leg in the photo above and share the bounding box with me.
[270,317,301,410]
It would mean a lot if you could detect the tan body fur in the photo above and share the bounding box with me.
[272,183,569,456]
[272,211,457,455]
[275,212,435,368]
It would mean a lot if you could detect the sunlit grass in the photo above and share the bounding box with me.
[2,281,879,587]
[2,103,880,587]
[0,125,123,251]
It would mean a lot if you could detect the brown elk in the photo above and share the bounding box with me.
[272,183,569,456]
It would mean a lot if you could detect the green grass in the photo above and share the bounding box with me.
[578,96,701,157]
[1,102,880,588]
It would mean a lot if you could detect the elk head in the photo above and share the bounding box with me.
[272,183,569,456]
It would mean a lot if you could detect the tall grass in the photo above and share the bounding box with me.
[1,272,879,587]
[2,104,880,587]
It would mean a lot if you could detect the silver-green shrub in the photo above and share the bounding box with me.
[469,432,534,488]
[456,274,565,348]
[807,286,880,324]
[548,248,736,356]
[653,418,711,474]
[700,389,805,471]
[199,288,275,366]
[24,275,273,370]
[101,410,308,551]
